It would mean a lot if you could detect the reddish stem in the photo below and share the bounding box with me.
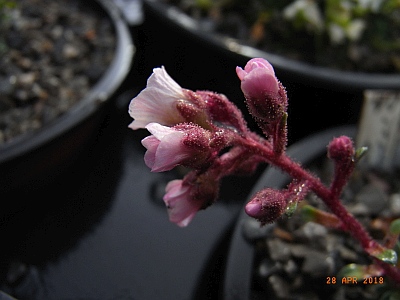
[239,136,400,284]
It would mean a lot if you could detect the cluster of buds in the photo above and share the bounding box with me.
[128,58,400,284]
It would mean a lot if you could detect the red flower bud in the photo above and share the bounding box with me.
[327,136,356,198]
[327,136,355,163]
[245,188,287,225]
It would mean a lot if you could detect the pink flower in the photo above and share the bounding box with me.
[163,180,203,227]
[163,170,220,227]
[128,67,188,129]
[236,58,288,141]
[141,123,189,172]
[141,123,212,172]
[236,58,279,101]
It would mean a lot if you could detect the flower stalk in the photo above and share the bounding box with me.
[128,59,400,285]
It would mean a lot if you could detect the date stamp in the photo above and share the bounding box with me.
[326,276,384,285]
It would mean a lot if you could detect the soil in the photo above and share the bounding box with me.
[161,0,400,73]
[0,0,115,144]
[248,155,400,299]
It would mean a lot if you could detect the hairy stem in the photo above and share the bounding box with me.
[238,135,400,284]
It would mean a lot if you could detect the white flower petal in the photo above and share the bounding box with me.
[145,123,176,140]
[128,67,188,129]
[149,67,184,98]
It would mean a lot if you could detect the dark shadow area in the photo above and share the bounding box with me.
[0,100,126,284]
[193,223,236,300]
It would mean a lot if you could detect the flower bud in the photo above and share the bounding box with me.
[236,58,287,124]
[176,90,212,130]
[327,136,355,163]
[196,90,248,133]
[245,188,287,225]
[327,136,356,198]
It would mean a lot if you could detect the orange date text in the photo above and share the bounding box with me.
[326,276,384,285]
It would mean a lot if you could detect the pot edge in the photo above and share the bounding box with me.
[143,0,400,91]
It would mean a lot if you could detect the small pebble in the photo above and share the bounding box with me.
[355,184,389,215]
[389,193,400,215]
[267,238,291,262]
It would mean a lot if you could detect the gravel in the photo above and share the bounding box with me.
[0,0,116,144]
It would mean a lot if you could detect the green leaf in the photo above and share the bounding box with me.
[389,218,400,234]
[195,0,212,10]
[300,204,316,222]
[354,146,368,162]
[337,264,366,280]
[285,200,297,218]
[374,249,398,265]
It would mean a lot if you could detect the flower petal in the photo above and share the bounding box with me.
[128,88,186,129]
[148,67,184,97]
[245,58,275,75]
[163,180,201,227]
[145,122,176,140]
[241,67,279,97]
[152,131,187,172]
[128,67,187,129]
[141,136,160,169]
[235,66,247,81]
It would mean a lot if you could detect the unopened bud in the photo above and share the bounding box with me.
[196,90,248,133]
[177,90,211,129]
[327,136,356,198]
[327,136,355,163]
[245,188,287,225]
[236,58,287,125]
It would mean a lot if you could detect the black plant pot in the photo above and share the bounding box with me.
[0,0,135,194]
[222,125,357,300]
[139,0,400,142]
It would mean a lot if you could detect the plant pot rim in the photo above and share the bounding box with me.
[0,0,135,163]
[222,125,357,300]
[144,0,400,92]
